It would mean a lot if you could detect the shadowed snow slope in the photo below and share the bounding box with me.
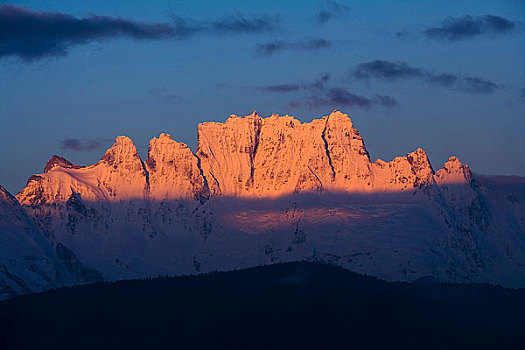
[6,111,525,292]
[0,186,75,300]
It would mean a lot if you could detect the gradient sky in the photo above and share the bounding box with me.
[1,0,524,194]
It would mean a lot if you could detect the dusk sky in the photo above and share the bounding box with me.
[1,0,524,194]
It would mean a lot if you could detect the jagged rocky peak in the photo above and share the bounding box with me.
[252,112,331,196]
[435,156,473,185]
[147,133,208,201]
[16,110,479,204]
[197,110,263,196]
[322,111,373,191]
[406,148,435,186]
[99,136,144,173]
[43,155,82,173]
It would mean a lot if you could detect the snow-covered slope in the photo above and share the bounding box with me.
[14,111,525,287]
[0,185,75,299]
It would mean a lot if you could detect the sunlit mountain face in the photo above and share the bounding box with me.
[2,110,524,297]
[1,1,524,348]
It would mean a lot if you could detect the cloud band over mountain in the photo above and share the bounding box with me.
[60,139,102,152]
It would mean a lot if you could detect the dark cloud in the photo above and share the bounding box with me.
[354,60,501,95]
[424,14,515,41]
[315,1,350,24]
[325,88,372,107]
[289,88,397,110]
[355,60,424,80]
[255,39,331,56]
[0,5,277,61]
[256,73,395,110]
[170,13,277,39]
[0,5,174,61]
[60,139,102,152]
[255,74,330,93]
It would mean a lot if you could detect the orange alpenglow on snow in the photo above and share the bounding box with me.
[17,111,472,204]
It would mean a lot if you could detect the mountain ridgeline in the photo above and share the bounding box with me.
[1,111,525,299]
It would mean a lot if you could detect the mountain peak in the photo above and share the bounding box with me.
[43,155,82,173]
[158,133,172,140]
[114,135,135,146]
[327,110,351,121]
[100,136,141,167]
[435,155,473,184]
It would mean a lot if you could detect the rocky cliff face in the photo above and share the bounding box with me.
[195,111,437,196]
[17,111,450,204]
[147,133,208,202]
[10,111,525,288]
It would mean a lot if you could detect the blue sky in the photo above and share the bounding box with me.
[1,0,524,193]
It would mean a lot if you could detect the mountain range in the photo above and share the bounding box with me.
[1,111,524,299]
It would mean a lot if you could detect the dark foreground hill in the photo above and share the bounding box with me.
[1,262,524,349]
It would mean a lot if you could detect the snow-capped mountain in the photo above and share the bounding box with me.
[8,111,525,292]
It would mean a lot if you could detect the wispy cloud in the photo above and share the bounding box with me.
[355,60,423,80]
[424,14,515,41]
[314,1,350,24]
[293,88,398,110]
[254,73,396,109]
[255,74,330,93]
[149,87,180,104]
[354,60,501,94]
[0,5,277,61]
[60,139,102,152]
[255,39,331,56]
[170,13,278,39]
[460,77,500,94]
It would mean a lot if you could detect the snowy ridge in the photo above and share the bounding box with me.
[7,110,525,290]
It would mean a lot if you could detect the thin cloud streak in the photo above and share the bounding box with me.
[60,139,102,152]
[354,60,501,94]
[296,88,398,110]
[424,14,515,41]
[170,13,278,39]
[255,39,331,56]
[255,74,330,93]
[288,90,397,110]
